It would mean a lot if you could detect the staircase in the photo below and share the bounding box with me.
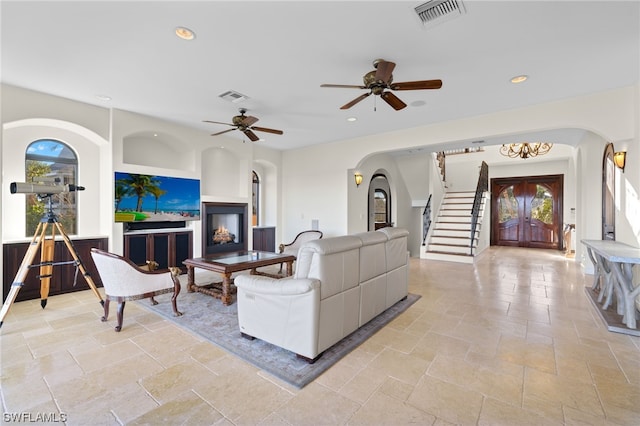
[424,191,484,263]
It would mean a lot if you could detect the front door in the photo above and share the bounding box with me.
[491,175,563,249]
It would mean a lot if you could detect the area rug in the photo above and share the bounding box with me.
[137,290,420,388]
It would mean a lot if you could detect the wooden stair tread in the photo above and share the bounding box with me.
[427,250,473,257]
[429,243,476,248]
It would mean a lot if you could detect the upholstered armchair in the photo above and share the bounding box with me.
[278,230,323,271]
[90,248,182,332]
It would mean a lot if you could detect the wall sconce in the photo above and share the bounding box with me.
[613,151,626,172]
[354,172,363,187]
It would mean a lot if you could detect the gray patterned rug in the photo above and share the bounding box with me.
[138,288,420,388]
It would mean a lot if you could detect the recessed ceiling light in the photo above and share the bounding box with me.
[175,27,195,40]
[95,94,111,101]
[510,75,528,84]
[347,117,357,122]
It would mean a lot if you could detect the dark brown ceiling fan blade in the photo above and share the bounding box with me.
[381,91,407,110]
[243,129,260,142]
[211,128,236,136]
[340,92,371,110]
[390,79,443,91]
[241,115,259,127]
[321,84,367,89]
[204,120,234,126]
[251,126,283,135]
[374,60,395,84]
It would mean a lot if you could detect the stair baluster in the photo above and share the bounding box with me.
[422,194,432,246]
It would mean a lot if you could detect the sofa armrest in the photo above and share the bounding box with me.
[234,275,321,359]
[234,275,319,295]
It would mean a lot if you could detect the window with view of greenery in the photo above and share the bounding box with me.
[531,184,553,224]
[25,140,78,236]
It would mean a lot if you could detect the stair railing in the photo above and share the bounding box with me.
[422,194,432,246]
[470,161,489,255]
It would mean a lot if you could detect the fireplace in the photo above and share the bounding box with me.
[203,202,248,255]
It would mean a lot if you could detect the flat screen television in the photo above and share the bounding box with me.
[114,172,200,223]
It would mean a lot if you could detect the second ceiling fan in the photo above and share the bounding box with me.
[204,108,283,142]
[321,59,442,111]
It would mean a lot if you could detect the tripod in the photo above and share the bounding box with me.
[0,195,104,327]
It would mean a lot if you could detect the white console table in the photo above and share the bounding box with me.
[582,239,640,331]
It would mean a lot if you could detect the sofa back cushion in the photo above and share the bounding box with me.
[378,227,409,271]
[295,235,362,300]
[353,231,387,283]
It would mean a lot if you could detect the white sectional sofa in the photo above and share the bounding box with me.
[234,227,409,362]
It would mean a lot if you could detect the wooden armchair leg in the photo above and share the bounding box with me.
[169,268,183,317]
[115,301,125,332]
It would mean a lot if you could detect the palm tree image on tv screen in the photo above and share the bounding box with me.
[114,172,200,223]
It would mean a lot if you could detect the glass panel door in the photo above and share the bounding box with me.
[492,175,562,249]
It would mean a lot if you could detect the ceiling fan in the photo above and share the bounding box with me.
[203,108,283,142]
[321,59,442,111]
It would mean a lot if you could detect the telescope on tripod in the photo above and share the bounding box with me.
[0,179,103,327]
[10,176,85,196]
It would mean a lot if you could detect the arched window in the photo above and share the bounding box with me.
[252,171,260,226]
[374,189,388,224]
[369,174,392,230]
[602,143,615,240]
[25,139,78,236]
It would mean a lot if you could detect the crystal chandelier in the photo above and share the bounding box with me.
[500,142,553,159]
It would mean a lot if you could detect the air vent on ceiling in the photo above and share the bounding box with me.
[414,0,466,29]
[218,90,249,103]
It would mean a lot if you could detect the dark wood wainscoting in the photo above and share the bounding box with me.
[3,237,107,302]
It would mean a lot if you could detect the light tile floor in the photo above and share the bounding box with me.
[1,247,639,425]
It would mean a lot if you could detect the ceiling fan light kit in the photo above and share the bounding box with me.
[321,59,443,111]
[204,108,283,142]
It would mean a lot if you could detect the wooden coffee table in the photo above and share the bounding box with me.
[183,250,295,305]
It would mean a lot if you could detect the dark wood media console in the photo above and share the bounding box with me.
[123,229,192,274]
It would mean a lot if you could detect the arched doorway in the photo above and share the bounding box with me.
[368,174,392,230]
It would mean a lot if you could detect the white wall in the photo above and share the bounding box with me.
[615,138,640,247]
[1,85,283,260]
[1,85,110,140]
[2,120,107,240]
[282,87,637,259]
[253,144,281,232]
[2,84,638,271]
